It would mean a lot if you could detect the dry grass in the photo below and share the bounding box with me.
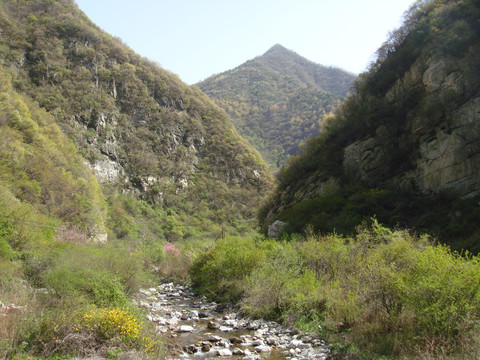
[0,262,37,358]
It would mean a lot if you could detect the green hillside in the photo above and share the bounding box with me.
[198,45,355,169]
[0,0,272,242]
[260,0,480,252]
[0,1,271,357]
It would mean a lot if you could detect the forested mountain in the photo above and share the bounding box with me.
[0,0,272,242]
[198,45,356,169]
[260,0,480,252]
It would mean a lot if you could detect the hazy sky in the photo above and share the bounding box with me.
[75,0,417,84]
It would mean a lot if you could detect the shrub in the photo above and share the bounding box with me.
[190,221,480,358]
[0,238,15,260]
[241,241,304,319]
[20,306,162,358]
[190,235,273,302]
[45,266,129,308]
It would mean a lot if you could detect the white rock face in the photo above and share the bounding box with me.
[93,158,123,182]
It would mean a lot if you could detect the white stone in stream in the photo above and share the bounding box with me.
[156,325,168,333]
[254,344,272,353]
[266,337,277,345]
[224,319,237,326]
[216,349,232,356]
[177,325,194,332]
[188,310,199,317]
[156,317,167,325]
[219,326,233,332]
[166,317,179,325]
[290,339,303,348]
[207,335,223,342]
[232,348,245,355]
[251,339,263,346]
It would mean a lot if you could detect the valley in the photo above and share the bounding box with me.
[1,0,480,359]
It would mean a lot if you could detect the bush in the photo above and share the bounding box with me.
[190,235,274,302]
[0,238,15,260]
[20,305,162,358]
[45,266,129,307]
[241,241,304,319]
[191,221,480,358]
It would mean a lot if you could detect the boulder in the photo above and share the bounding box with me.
[268,220,286,238]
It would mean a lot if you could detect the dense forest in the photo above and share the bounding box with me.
[198,45,355,169]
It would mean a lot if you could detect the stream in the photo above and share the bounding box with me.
[136,283,330,360]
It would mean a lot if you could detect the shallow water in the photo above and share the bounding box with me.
[137,283,329,360]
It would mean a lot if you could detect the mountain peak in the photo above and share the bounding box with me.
[264,44,291,55]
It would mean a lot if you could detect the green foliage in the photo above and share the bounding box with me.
[190,235,274,302]
[191,221,480,358]
[23,244,146,307]
[261,0,480,252]
[242,241,326,321]
[9,239,159,358]
[19,304,162,358]
[0,238,15,260]
[198,45,354,169]
[0,67,105,235]
[45,266,129,308]
[0,0,272,242]
[268,184,480,254]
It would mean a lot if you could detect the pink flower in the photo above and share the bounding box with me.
[163,242,181,257]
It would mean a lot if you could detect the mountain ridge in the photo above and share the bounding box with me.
[198,44,356,168]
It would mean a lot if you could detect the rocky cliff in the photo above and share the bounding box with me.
[260,0,480,251]
[344,55,480,199]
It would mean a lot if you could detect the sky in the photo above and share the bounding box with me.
[75,0,418,84]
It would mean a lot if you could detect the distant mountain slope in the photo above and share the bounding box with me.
[197,45,356,168]
[260,0,480,252]
[0,0,272,241]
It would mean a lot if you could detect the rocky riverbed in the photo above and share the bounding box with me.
[136,283,330,360]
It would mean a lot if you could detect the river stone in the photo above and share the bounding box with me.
[198,311,210,318]
[232,348,245,355]
[207,335,223,342]
[177,325,194,332]
[229,336,243,344]
[184,345,198,354]
[255,344,272,353]
[252,339,264,346]
[207,321,220,329]
[216,348,232,356]
[266,337,277,345]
